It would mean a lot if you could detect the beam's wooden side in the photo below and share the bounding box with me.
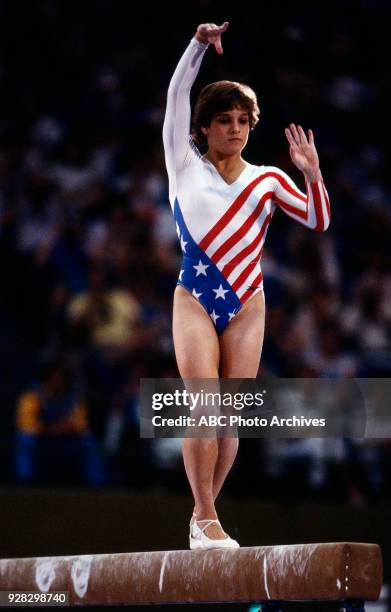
[0,543,382,606]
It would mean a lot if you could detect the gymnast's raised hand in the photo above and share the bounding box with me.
[285,123,321,183]
[194,21,229,54]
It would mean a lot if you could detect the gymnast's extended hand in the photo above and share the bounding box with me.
[194,21,229,54]
[285,123,322,182]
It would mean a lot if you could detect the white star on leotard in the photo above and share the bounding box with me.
[180,235,188,253]
[178,269,184,281]
[228,311,237,321]
[176,222,180,237]
[210,310,220,324]
[213,284,229,300]
[193,260,209,277]
[192,288,202,299]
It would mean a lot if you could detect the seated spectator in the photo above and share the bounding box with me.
[68,267,141,354]
[14,357,105,486]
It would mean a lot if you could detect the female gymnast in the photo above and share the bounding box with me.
[162,22,330,549]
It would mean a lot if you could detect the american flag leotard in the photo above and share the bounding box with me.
[163,38,331,334]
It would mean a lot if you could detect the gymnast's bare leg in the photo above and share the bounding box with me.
[173,285,265,540]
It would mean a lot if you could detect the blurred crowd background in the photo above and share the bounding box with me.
[0,0,390,503]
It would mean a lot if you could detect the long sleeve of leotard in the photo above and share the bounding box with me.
[269,166,331,231]
[163,38,209,184]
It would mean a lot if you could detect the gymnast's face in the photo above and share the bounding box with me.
[201,107,250,156]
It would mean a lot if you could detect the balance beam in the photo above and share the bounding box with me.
[0,542,382,609]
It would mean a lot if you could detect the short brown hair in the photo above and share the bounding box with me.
[192,80,260,146]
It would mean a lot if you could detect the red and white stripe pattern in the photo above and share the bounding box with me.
[197,168,330,303]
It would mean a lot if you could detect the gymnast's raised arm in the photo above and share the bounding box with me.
[268,124,331,232]
[162,22,229,179]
